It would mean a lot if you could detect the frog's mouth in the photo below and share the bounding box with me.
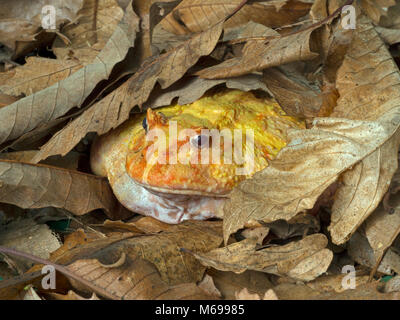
[132,179,231,198]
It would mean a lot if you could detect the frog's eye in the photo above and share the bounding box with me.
[191,134,209,148]
[142,117,148,133]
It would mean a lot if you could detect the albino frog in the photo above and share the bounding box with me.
[90,90,305,223]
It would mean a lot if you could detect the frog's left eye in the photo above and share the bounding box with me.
[191,134,209,148]
[142,117,148,133]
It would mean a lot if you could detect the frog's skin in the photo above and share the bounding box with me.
[91,90,305,223]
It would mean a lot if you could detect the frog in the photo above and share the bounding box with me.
[90,89,305,223]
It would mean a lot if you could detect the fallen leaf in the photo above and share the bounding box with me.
[53,221,223,285]
[144,74,268,110]
[0,0,84,56]
[52,0,124,65]
[197,274,222,298]
[157,0,311,35]
[0,218,61,271]
[0,160,121,217]
[0,57,82,97]
[190,234,332,282]
[66,255,217,299]
[196,27,319,79]
[0,3,139,146]
[223,14,400,244]
[360,0,396,23]
[262,66,339,118]
[328,15,400,244]
[206,269,273,300]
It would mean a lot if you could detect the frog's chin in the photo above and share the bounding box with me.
[137,182,230,198]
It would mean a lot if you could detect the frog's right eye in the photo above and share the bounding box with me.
[142,117,148,133]
[191,134,210,149]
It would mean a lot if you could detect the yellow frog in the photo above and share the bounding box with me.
[91,89,305,223]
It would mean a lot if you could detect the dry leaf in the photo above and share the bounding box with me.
[0,218,61,271]
[46,290,100,300]
[0,160,120,217]
[0,4,139,146]
[262,66,339,118]
[223,14,400,244]
[313,281,400,300]
[190,234,332,282]
[0,57,82,97]
[52,0,124,65]
[197,274,222,298]
[53,221,223,285]
[360,0,396,23]
[364,170,400,262]
[207,269,273,300]
[0,0,84,55]
[328,15,400,244]
[197,27,319,79]
[144,74,268,110]
[66,255,217,299]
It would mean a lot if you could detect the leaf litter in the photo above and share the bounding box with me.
[1,0,400,300]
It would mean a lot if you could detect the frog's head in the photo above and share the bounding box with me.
[126,107,247,196]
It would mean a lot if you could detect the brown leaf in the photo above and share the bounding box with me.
[31,10,231,163]
[347,231,400,274]
[0,160,120,217]
[66,255,217,299]
[54,221,223,285]
[328,16,400,244]
[376,26,400,45]
[207,269,273,300]
[223,14,400,244]
[0,3,139,146]
[0,93,19,108]
[144,74,268,110]
[157,0,311,35]
[0,218,61,271]
[197,274,222,298]
[235,287,278,300]
[313,281,400,300]
[190,234,332,282]
[365,170,400,260]
[0,57,82,97]
[223,116,393,242]
[196,27,319,79]
[0,0,84,55]
[262,66,338,118]
[360,0,396,23]
[52,0,124,65]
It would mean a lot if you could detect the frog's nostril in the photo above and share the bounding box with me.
[142,117,148,133]
[191,135,209,148]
